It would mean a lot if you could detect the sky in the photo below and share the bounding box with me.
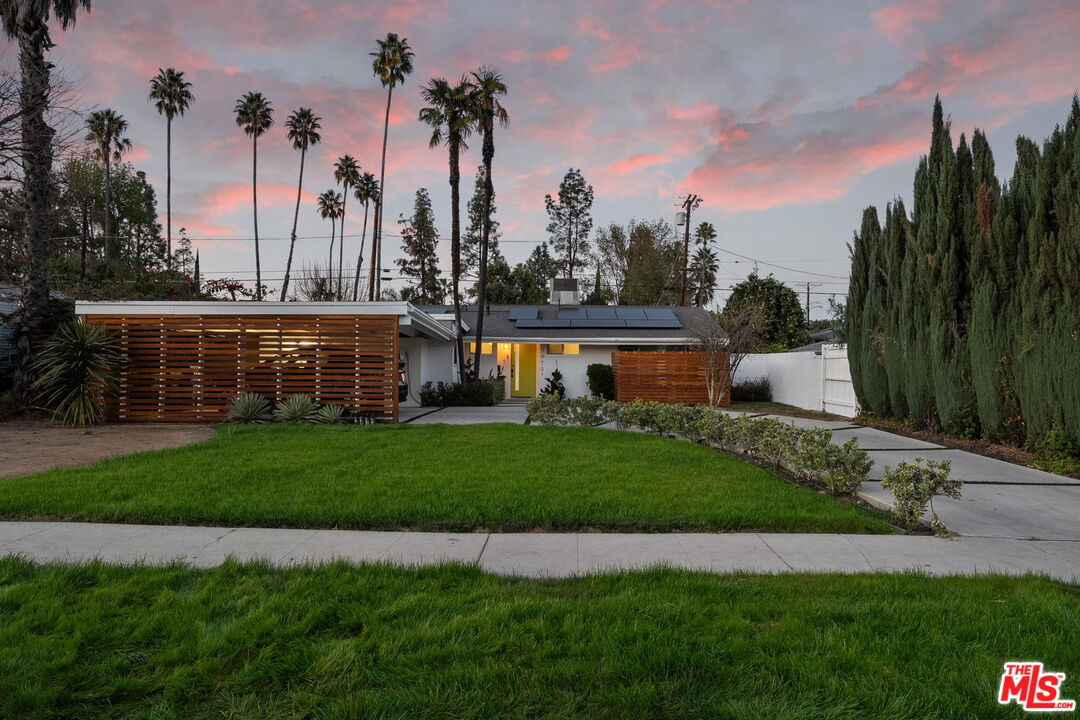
[41,0,1080,315]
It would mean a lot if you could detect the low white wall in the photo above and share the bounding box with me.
[399,337,457,407]
[733,346,857,417]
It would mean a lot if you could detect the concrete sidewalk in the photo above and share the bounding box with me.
[2,522,1079,581]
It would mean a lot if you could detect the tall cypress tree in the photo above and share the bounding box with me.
[848,206,890,415]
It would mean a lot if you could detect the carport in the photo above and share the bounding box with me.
[76,301,457,423]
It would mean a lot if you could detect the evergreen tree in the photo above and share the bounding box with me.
[462,165,500,277]
[722,272,807,350]
[847,206,889,415]
[545,168,594,277]
[396,188,444,304]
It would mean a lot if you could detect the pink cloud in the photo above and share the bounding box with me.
[504,44,573,65]
[871,0,951,43]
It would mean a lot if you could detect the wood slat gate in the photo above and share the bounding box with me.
[613,350,726,405]
[85,314,399,423]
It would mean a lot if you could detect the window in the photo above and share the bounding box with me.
[546,343,579,355]
[467,342,493,354]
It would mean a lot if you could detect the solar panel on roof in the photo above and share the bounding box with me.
[644,308,677,320]
[626,319,682,329]
[508,306,538,320]
[557,307,588,319]
[585,306,617,319]
[570,319,625,328]
[614,307,646,320]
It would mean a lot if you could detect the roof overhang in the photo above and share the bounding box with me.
[74,300,458,342]
[469,335,696,345]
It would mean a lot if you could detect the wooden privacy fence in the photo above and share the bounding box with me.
[612,350,728,405]
[84,314,399,423]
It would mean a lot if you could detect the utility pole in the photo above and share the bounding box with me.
[803,281,822,323]
[677,193,702,306]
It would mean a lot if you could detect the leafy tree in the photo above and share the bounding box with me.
[147,67,193,269]
[722,272,807,350]
[419,75,475,383]
[85,108,132,265]
[351,172,378,301]
[483,244,556,305]
[545,168,594,277]
[233,91,273,299]
[621,219,680,306]
[369,33,414,301]
[462,166,500,277]
[332,154,361,299]
[396,188,443,304]
[280,107,321,301]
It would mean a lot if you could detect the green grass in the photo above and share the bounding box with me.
[1,558,1077,719]
[0,423,888,533]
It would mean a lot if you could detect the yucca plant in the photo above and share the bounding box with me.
[315,404,346,424]
[31,320,121,427]
[273,393,319,423]
[227,393,273,423]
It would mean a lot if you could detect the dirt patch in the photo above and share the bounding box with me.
[0,420,217,479]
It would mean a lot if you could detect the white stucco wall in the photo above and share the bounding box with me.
[399,337,457,406]
[732,347,857,418]
[540,345,614,398]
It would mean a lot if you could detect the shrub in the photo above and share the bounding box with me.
[227,393,273,424]
[881,458,963,536]
[756,419,800,469]
[525,394,566,425]
[539,369,566,399]
[792,427,835,484]
[732,376,772,402]
[820,439,873,496]
[586,363,615,400]
[31,320,121,427]
[419,378,504,407]
[273,394,319,423]
[565,396,614,427]
[1031,422,1080,476]
[315,404,346,424]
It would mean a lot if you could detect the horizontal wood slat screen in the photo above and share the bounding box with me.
[84,314,399,423]
[612,350,728,405]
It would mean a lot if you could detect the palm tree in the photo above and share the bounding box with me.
[317,189,343,282]
[234,91,273,300]
[368,33,415,301]
[332,155,361,300]
[468,66,509,377]
[85,109,132,266]
[351,172,379,301]
[419,76,476,382]
[690,246,719,307]
[147,67,193,269]
[280,107,321,301]
[0,0,91,398]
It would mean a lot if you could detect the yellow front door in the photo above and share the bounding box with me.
[511,343,538,397]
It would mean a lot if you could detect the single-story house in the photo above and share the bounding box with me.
[75,280,725,422]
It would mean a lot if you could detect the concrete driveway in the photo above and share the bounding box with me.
[761,416,1080,541]
[400,402,529,425]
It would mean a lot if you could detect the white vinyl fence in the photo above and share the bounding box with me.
[733,343,858,418]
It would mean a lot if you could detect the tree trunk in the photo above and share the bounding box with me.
[370,85,393,301]
[352,201,369,301]
[449,135,466,383]
[252,134,261,300]
[328,217,335,284]
[472,130,495,380]
[14,17,56,402]
[338,187,347,300]
[280,144,306,301]
[165,115,172,269]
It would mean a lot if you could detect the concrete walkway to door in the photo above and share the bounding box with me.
[400,402,529,425]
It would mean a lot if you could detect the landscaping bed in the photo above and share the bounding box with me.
[1,558,1076,719]
[0,424,889,534]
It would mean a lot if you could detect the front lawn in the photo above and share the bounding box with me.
[1,559,1076,719]
[0,423,889,533]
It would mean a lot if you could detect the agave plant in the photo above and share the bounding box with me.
[227,392,273,423]
[315,404,346,424]
[273,393,319,423]
[31,320,121,427]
